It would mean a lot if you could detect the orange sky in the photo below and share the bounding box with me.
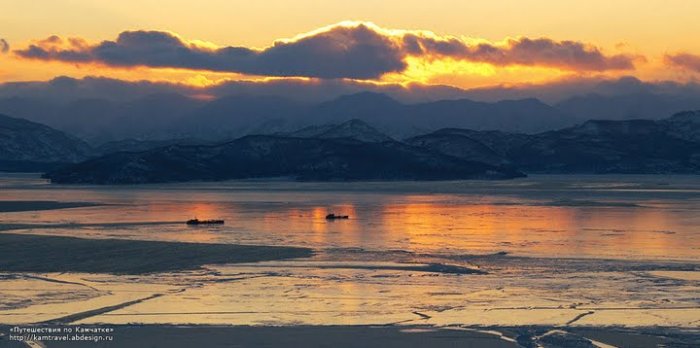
[1,0,699,89]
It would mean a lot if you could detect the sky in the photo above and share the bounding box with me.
[2,0,700,90]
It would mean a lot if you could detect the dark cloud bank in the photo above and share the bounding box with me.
[15,23,637,79]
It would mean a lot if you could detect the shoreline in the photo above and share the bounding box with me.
[0,233,313,274]
[0,201,102,213]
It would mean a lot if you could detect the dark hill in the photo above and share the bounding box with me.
[44,135,524,184]
[409,111,700,174]
[0,113,93,171]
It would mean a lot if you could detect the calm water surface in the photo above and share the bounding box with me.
[2,174,699,261]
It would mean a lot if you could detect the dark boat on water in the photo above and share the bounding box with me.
[326,213,349,220]
[186,218,225,225]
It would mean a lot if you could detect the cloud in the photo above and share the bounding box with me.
[0,38,9,53]
[665,53,700,73]
[471,37,635,70]
[15,22,638,79]
[16,25,405,79]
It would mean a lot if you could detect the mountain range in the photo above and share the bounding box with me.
[31,111,700,183]
[0,91,575,142]
[410,111,700,174]
[1,93,699,182]
[0,113,92,171]
[43,134,524,184]
[3,76,700,143]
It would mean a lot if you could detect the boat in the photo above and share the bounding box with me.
[186,218,225,225]
[325,213,349,220]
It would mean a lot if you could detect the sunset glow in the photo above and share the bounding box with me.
[2,2,700,345]
[2,0,700,90]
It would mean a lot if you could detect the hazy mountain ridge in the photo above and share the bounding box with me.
[3,76,700,143]
[0,113,93,171]
[0,91,576,141]
[555,92,700,121]
[282,119,395,143]
[301,92,573,137]
[659,110,700,142]
[3,99,700,180]
[411,111,700,174]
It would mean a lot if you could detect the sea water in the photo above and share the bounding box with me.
[1,173,699,326]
